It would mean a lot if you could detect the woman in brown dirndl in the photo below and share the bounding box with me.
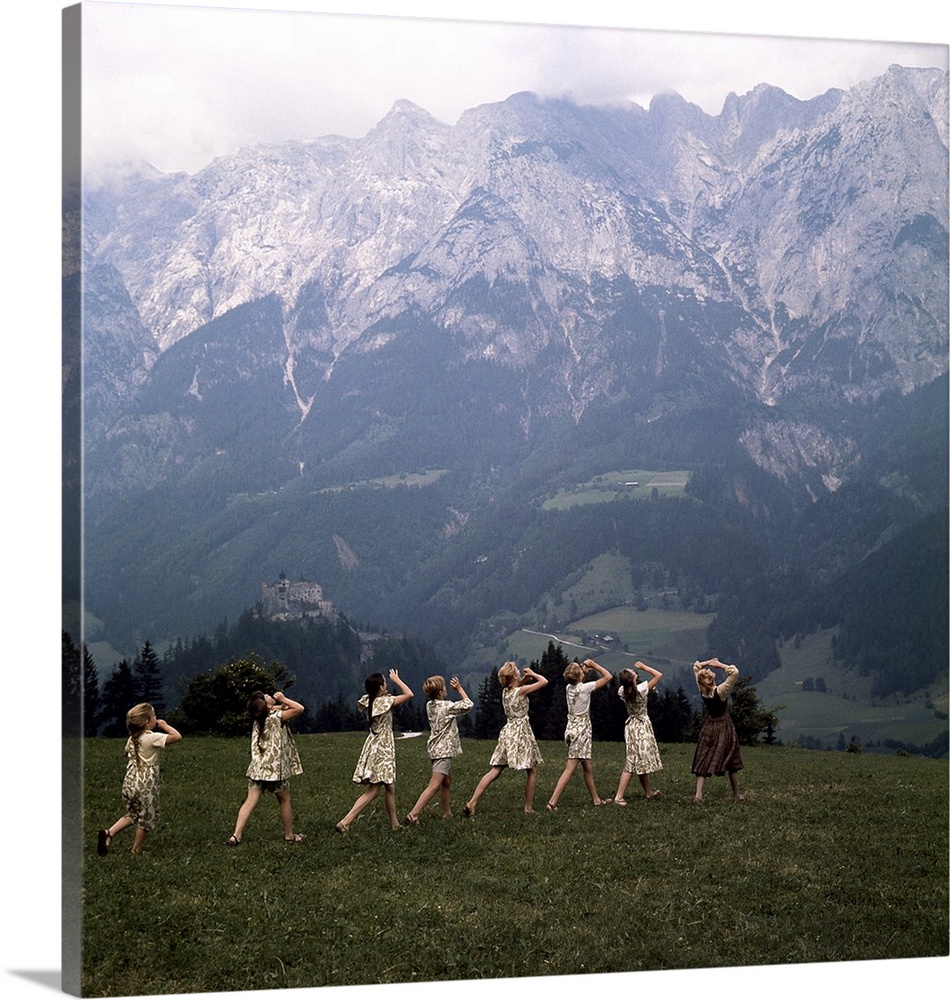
[691,657,745,802]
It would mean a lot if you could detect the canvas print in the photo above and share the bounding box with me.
[62,2,948,998]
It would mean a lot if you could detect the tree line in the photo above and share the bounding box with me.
[65,631,779,748]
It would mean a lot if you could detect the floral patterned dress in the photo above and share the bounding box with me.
[353,693,397,784]
[489,687,543,770]
[620,681,663,775]
[246,709,303,783]
[121,731,168,831]
[564,680,597,760]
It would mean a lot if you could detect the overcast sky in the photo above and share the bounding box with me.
[79,0,949,176]
[1,3,948,1000]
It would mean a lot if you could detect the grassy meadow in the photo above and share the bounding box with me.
[79,733,948,997]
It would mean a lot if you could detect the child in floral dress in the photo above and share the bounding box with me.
[336,669,414,833]
[226,689,306,845]
[405,675,473,824]
[546,657,614,810]
[97,702,182,856]
[612,661,664,805]
[463,661,548,817]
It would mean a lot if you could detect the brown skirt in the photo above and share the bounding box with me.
[691,714,744,776]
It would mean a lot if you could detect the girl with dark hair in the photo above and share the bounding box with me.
[546,658,613,811]
[97,702,182,856]
[691,657,745,802]
[612,661,664,805]
[226,689,306,845]
[335,669,414,833]
[463,661,548,817]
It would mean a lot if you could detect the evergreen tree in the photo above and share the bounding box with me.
[651,685,694,743]
[531,643,571,742]
[474,667,504,738]
[83,644,102,737]
[133,640,164,715]
[62,631,82,738]
[100,660,140,737]
[728,675,779,746]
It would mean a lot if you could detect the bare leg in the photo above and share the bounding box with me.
[694,776,705,802]
[337,784,382,831]
[547,758,579,809]
[465,766,504,816]
[581,759,608,804]
[523,767,538,813]
[440,774,453,819]
[407,773,444,823]
[231,785,263,842]
[276,787,298,839]
[102,815,135,851]
[638,773,660,799]
[729,771,745,801]
[382,784,399,829]
[613,771,633,804]
[131,827,147,854]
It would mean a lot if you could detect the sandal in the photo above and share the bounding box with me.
[97,830,112,856]
[404,813,419,826]
[462,803,474,819]
[613,799,628,807]
[545,802,557,812]
[226,835,241,847]
[284,833,307,843]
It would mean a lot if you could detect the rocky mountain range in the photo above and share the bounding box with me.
[66,64,948,673]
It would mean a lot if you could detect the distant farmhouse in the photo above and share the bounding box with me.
[261,573,335,621]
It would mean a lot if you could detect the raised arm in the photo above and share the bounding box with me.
[448,676,474,713]
[274,691,304,722]
[390,668,414,706]
[715,662,739,698]
[518,666,548,697]
[156,719,183,744]
[584,658,613,690]
[635,660,663,691]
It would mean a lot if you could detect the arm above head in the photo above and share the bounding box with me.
[518,666,548,696]
[448,678,474,713]
[156,719,183,744]
[635,660,663,691]
[584,658,613,690]
[716,663,739,698]
[390,668,414,706]
[274,691,305,722]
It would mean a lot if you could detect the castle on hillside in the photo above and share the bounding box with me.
[260,573,335,621]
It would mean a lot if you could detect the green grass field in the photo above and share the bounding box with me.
[541,469,690,509]
[78,734,948,997]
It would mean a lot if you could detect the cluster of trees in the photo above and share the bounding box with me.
[469,643,777,746]
[62,631,165,737]
[66,630,781,748]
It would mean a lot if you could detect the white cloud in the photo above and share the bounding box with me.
[78,1,948,175]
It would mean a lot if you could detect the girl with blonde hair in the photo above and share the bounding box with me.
[691,657,745,802]
[97,702,182,856]
[463,661,548,817]
[405,674,473,825]
[546,658,613,810]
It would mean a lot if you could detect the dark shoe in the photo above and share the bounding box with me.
[97,830,111,856]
